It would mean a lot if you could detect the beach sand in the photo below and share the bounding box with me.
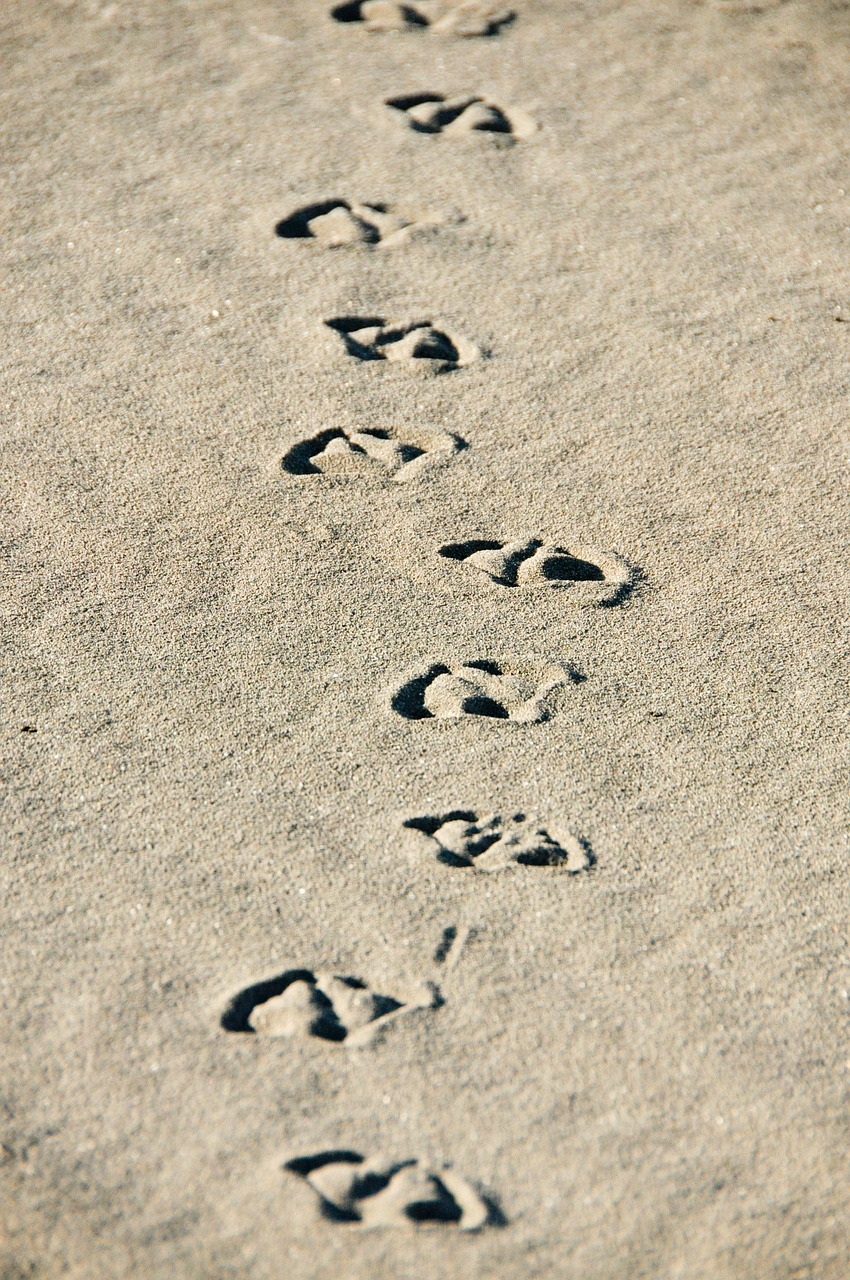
[2,1,850,1275]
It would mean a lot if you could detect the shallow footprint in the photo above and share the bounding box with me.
[390,658,579,723]
[404,810,594,872]
[221,970,437,1046]
[438,537,635,603]
[325,315,480,372]
[278,424,464,482]
[283,1150,499,1229]
[385,92,535,139]
[331,0,514,35]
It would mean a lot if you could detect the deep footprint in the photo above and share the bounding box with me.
[385,92,534,138]
[221,970,437,1046]
[331,0,514,35]
[275,200,448,247]
[279,424,464,481]
[404,811,594,871]
[325,316,480,371]
[284,1150,501,1229]
[391,658,579,723]
[438,537,635,603]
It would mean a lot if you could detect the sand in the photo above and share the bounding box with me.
[2,0,850,1275]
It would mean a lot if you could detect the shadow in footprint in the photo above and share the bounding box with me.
[391,659,577,723]
[385,92,533,138]
[285,1150,366,1177]
[281,429,349,476]
[390,663,451,719]
[439,540,502,560]
[284,1149,504,1230]
[432,924,458,963]
[438,537,635,601]
[463,658,503,675]
[541,552,605,582]
[325,316,475,369]
[221,970,407,1043]
[406,810,505,866]
[326,316,387,361]
[279,426,462,482]
[331,1,513,34]
[276,200,430,248]
[460,694,509,719]
[275,201,353,238]
[284,1151,367,1223]
[221,969,317,1033]
[404,810,595,872]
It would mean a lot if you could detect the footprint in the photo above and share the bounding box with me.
[707,0,784,9]
[325,316,480,372]
[390,658,579,723]
[275,201,453,248]
[221,970,437,1047]
[283,1150,499,1230]
[438,538,634,604]
[331,0,514,36]
[385,92,535,139]
[404,811,594,872]
[279,424,464,481]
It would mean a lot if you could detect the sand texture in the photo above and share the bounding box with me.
[2,0,850,1276]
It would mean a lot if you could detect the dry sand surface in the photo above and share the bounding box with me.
[2,0,850,1276]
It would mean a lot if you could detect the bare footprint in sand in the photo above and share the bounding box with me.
[221,970,437,1047]
[325,316,480,371]
[385,92,535,139]
[278,424,464,481]
[438,538,635,604]
[275,200,457,248]
[390,658,580,723]
[404,810,594,872]
[283,1150,501,1229]
[331,0,514,35]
